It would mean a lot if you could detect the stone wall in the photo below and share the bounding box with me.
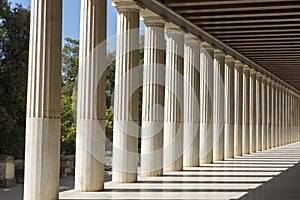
[0,156,16,187]
[3,153,114,186]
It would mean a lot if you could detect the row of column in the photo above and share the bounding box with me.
[24,0,300,199]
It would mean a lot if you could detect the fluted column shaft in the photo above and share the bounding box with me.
[295,94,300,142]
[234,61,243,156]
[163,27,184,171]
[274,84,279,147]
[141,17,165,176]
[224,56,235,159]
[287,91,291,144]
[267,79,272,149]
[183,36,200,167]
[256,74,262,151]
[291,93,295,142]
[213,50,225,161]
[242,66,250,154]
[75,0,107,191]
[278,85,283,146]
[281,86,284,146]
[271,81,275,148]
[112,3,140,183]
[249,69,257,153]
[286,90,289,144]
[24,0,62,199]
[270,80,275,148]
[283,88,288,145]
[199,45,214,164]
[262,77,268,150]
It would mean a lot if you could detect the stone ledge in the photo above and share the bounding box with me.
[0,178,16,187]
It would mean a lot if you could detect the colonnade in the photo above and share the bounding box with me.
[23,0,300,200]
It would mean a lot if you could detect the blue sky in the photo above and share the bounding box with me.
[9,0,145,44]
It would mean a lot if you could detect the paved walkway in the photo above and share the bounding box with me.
[1,143,300,200]
[60,142,300,200]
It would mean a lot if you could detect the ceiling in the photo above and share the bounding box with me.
[159,0,300,90]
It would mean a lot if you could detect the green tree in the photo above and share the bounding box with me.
[60,38,79,155]
[0,0,30,159]
[106,51,115,108]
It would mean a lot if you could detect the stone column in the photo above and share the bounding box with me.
[199,44,214,164]
[287,91,291,144]
[292,93,294,143]
[295,94,300,142]
[274,83,279,147]
[286,90,289,144]
[278,85,282,146]
[213,50,225,161]
[270,81,275,148]
[261,76,268,150]
[183,35,200,167]
[283,88,287,145]
[280,86,284,146]
[140,14,165,176]
[112,1,140,183]
[234,61,243,156]
[249,69,256,153]
[224,56,235,159]
[295,93,300,142]
[24,0,62,199]
[242,66,250,154]
[75,0,107,191]
[293,93,296,142]
[164,25,184,172]
[267,79,272,149]
[256,73,262,151]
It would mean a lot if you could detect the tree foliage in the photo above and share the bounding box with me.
[60,38,79,155]
[0,0,146,156]
[0,0,30,159]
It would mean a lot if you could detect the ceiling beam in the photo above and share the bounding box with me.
[209,29,300,35]
[184,11,300,20]
[203,23,300,30]
[137,0,300,93]
[163,0,300,7]
[221,37,300,42]
[174,4,300,14]
[217,33,300,39]
[193,18,300,26]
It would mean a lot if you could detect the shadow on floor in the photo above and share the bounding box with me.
[237,162,300,200]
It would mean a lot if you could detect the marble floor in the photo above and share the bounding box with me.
[60,142,300,200]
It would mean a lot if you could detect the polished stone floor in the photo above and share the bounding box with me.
[60,142,300,200]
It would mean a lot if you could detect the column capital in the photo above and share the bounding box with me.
[201,42,214,50]
[275,82,281,88]
[214,49,225,57]
[262,75,268,85]
[235,60,243,67]
[243,65,251,72]
[225,55,234,62]
[225,55,235,67]
[165,23,185,34]
[249,68,257,76]
[112,0,140,11]
[261,74,268,80]
[271,80,277,87]
[141,9,165,27]
[185,34,201,44]
[256,72,263,81]
[266,77,273,83]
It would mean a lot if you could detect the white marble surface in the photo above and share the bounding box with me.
[59,142,300,200]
